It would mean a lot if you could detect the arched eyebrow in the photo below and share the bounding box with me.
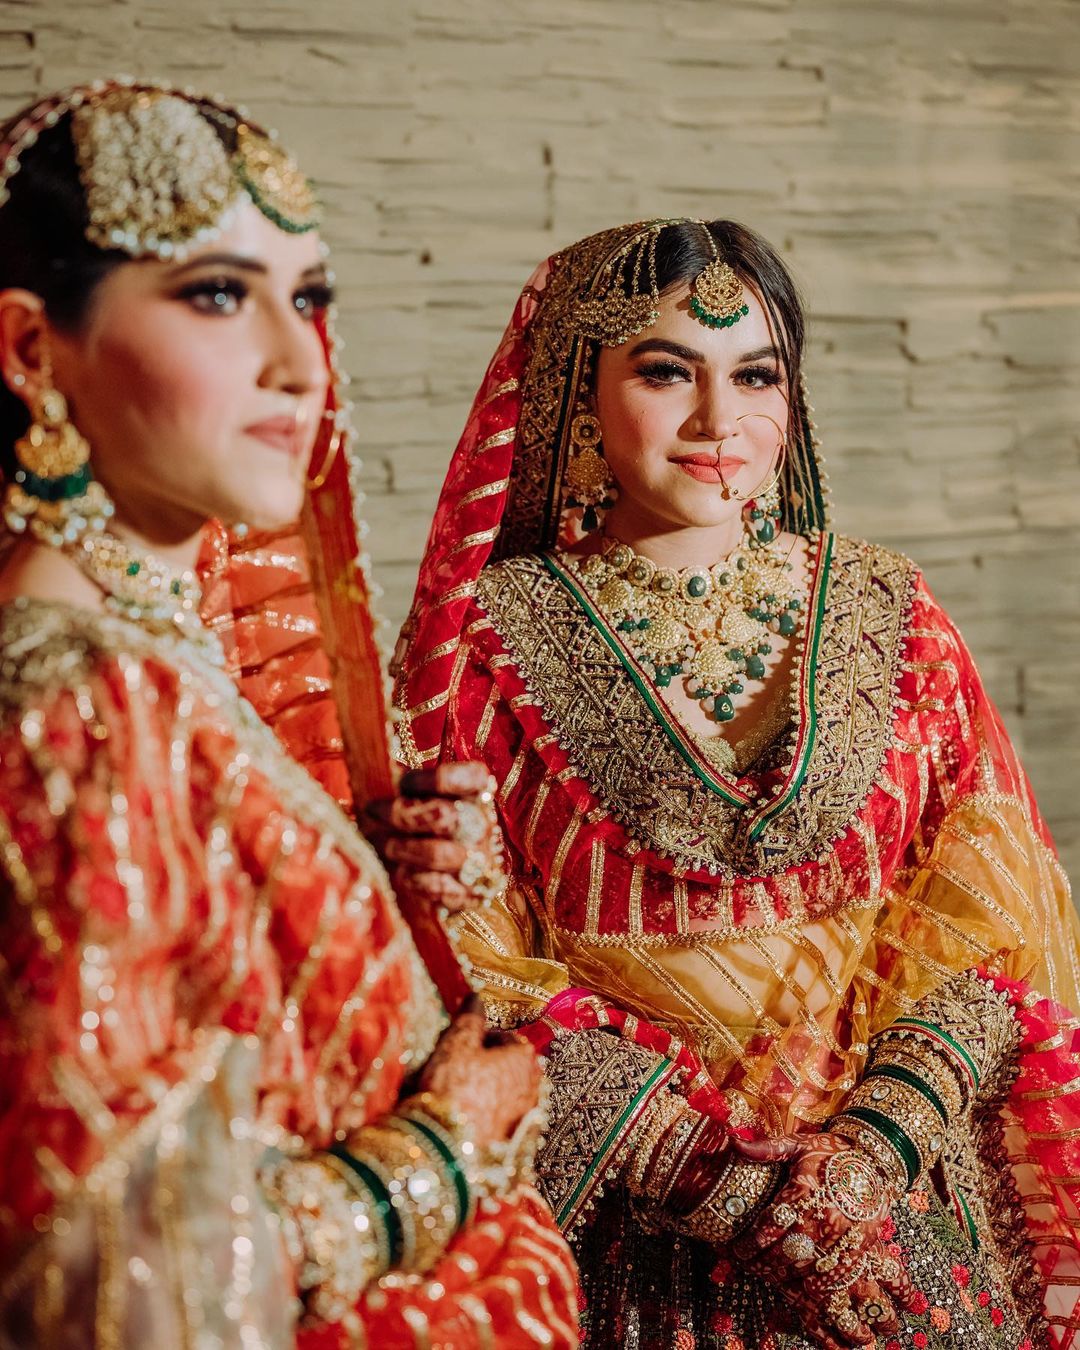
[627,338,781,365]
[166,252,328,283]
[628,338,705,362]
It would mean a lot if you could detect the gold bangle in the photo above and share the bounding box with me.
[841,1077,946,1177]
[873,1043,965,1119]
[349,1121,459,1273]
[261,1155,383,1323]
[671,1156,780,1244]
[829,1117,910,1191]
[625,1090,689,1195]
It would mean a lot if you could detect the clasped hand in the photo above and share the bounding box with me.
[739,1132,916,1349]
[365,760,506,913]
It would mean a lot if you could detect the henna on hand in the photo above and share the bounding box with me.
[364,760,506,912]
[418,997,541,1148]
[744,1132,915,1347]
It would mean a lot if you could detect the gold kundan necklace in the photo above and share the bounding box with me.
[72,530,206,640]
[569,528,803,724]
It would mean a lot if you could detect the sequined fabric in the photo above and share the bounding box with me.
[0,599,578,1347]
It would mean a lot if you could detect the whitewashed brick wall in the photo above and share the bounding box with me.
[5,0,1079,876]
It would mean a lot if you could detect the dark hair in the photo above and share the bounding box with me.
[0,110,120,474]
[652,219,806,438]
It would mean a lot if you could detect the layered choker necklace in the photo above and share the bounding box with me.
[571,522,803,724]
[73,528,206,640]
[5,479,209,646]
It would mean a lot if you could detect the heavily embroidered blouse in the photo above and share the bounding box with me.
[0,599,577,1348]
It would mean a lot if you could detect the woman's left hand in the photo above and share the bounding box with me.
[364,762,506,913]
[740,1133,915,1349]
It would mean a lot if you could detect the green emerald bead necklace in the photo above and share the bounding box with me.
[570,514,802,726]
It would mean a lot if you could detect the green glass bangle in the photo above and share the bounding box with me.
[327,1144,403,1267]
[891,1017,980,1093]
[397,1114,471,1228]
[839,1107,922,1188]
[866,1063,949,1126]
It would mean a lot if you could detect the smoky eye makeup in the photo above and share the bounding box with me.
[735,363,783,389]
[175,274,248,314]
[636,358,694,385]
[293,280,335,315]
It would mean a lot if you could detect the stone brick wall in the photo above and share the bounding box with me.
[4,0,1079,876]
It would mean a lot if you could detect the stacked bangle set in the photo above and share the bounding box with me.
[832,1015,978,1190]
[262,1093,477,1322]
[629,1093,781,1243]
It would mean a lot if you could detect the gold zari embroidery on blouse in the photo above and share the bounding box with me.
[475,534,915,875]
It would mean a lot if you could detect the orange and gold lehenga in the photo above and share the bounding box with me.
[0,295,577,1350]
[395,223,1080,1349]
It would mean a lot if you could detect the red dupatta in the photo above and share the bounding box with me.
[198,312,469,1008]
[394,221,1080,1346]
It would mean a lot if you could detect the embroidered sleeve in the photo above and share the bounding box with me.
[535,1028,678,1234]
[0,663,300,1344]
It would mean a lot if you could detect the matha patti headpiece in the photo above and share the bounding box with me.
[0,79,319,261]
[571,218,749,347]
[70,85,320,258]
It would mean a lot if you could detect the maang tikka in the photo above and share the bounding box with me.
[572,220,750,348]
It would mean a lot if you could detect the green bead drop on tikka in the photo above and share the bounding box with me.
[689,297,750,329]
[126,561,141,577]
[746,654,767,680]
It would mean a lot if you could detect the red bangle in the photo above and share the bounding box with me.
[666,1119,732,1214]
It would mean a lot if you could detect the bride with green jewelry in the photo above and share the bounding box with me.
[395,217,1080,1347]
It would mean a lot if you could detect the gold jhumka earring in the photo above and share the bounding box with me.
[564,411,615,533]
[3,363,114,548]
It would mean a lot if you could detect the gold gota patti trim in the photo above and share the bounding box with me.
[475,532,915,876]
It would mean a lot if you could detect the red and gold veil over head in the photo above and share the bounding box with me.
[394,219,830,768]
